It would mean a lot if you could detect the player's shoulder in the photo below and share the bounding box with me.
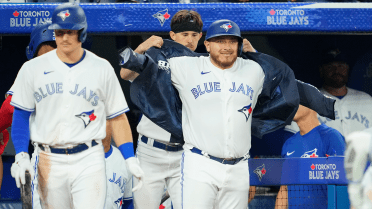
[317,124,344,142]
[236,57,264,72]
[84,50,112,67]
[347,87,372,99]
[24,49,55,66]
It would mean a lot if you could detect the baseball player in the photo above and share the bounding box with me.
[0,21,56,208]
[10,3,143,209]
[276,105,345,209]
[125,19,263,209]
[102,125,133,209]
[344,128,372,209]
[286,48,372,137]
[121,10,203,209]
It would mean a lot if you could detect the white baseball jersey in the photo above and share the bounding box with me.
[285,87,372,137]
[105,145,133,209]
[10,49,129,147]
[318,87,372,137]
[168,56,265,158]
[137,115,171,143]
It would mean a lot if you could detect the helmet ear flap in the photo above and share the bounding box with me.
[25,45,33,60]
[79,28,87,43]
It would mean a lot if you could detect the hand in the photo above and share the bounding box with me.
[126,157,144,192]
[11,152,34,188]
[135,35,163,54]
[242,38,256,53]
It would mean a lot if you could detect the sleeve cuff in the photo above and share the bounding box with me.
[107,107,129,119]
[10,101,34,112]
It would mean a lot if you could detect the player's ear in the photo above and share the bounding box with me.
[204,40,210,53]
[199,32,203,39]
[169,31,176,41]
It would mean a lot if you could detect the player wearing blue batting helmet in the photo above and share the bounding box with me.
[48,3,88,43]
[205,19,243,56]
[25,21,56,60]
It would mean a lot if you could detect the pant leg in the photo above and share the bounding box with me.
[216,159,250,209]
[134,141,169,209]
[182,150,222,209]
[31,146,42,209]
[37,151,73,209]
[71,145,106,209]
[165,150,183,209]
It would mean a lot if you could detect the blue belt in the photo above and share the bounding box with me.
[39,140,98,154]
[191,147,244,165]
[141,136,183,152]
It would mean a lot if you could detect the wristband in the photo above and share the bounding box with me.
[118,142,135,159]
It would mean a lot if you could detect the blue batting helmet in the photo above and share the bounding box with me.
[205,19,243,42]
[205,19,243,55]
[26,21,55,60]
[48,3,88,43]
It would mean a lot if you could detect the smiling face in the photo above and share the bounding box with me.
[170,31,202,51]
[204,36,239,69]
[54,29,82,55]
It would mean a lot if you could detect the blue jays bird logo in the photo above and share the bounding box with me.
[75,110,97,128]
[220,23,233,32]
[238,104,252,122]
[57,10,70,21]
[114,197,123,209]
[254,164,266,181]
[301,148,319,158]
[153,9,171,27]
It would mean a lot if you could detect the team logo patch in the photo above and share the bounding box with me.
[114,197,123,209]
[327,48,341,58]
[158,60,170,74]
[238,104,252,122]
[75,110,97,128]
[153,9,171,27]
[57,10,70,21]
[301,148,319,158]
[220,23,233,32]
[254,164,266,181]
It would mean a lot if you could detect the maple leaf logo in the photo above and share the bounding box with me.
[269,9,275,15]
[163,12,170,20]
[311,164,315,170]
[89,113,96,121]
[13,11,20,17]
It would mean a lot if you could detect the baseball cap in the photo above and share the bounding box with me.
[320,48,349,66]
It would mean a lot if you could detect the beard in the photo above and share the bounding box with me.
[322,74,348,88]
[210,52,238,69]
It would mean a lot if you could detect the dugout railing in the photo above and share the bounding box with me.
[248,157,349,209]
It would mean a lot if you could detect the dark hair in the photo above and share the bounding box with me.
[170,10,203,33]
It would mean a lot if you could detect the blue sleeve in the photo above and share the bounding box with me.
[122,199,133,209]
[11,107,31,154]
[324,129,346,156]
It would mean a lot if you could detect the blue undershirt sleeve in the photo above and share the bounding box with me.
[11,107,31,154]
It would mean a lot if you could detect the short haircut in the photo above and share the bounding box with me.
[170,10,203,33]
